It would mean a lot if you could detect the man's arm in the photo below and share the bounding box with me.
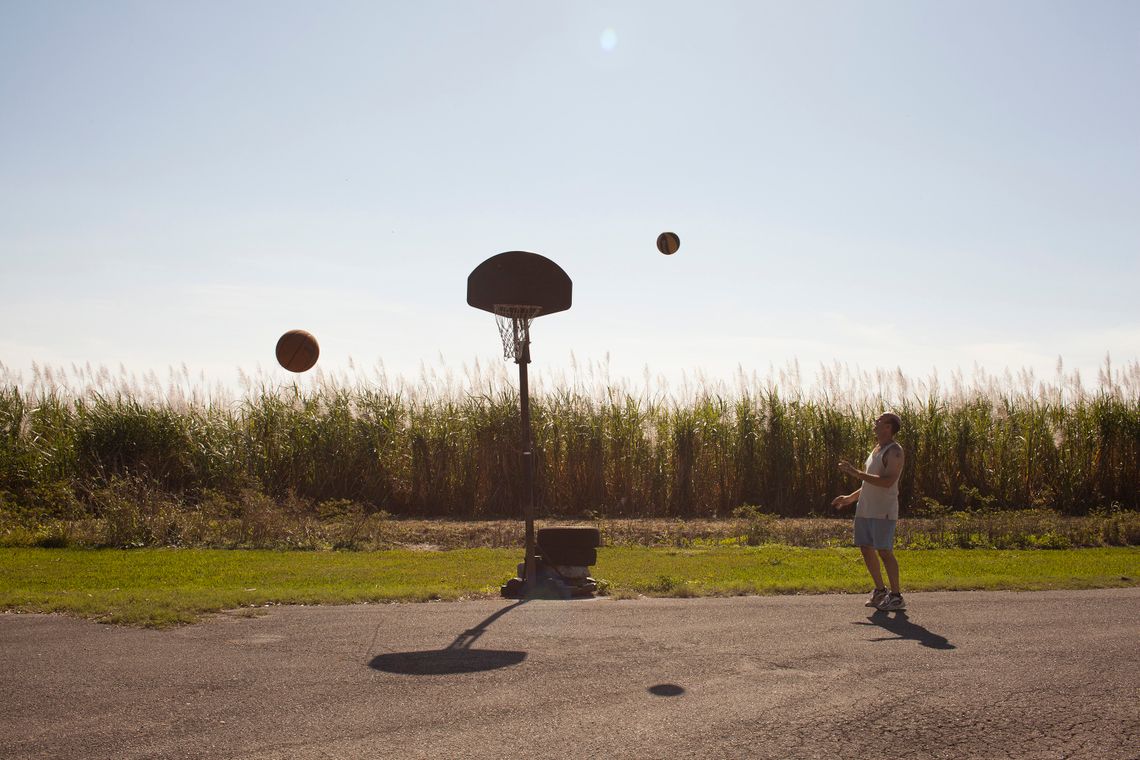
[831,487,861,509]
[839,447,904,489]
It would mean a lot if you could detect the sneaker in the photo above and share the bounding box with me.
[878,592,905,611]
[866,588,888,608]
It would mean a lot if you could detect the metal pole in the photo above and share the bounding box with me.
[517,336,536,594]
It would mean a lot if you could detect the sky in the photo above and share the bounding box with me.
[2,1,1138,395]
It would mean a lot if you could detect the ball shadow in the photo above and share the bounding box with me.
[647,683,686,697]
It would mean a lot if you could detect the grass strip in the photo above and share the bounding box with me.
[602,546,1140,597]
[1,546,1137,627]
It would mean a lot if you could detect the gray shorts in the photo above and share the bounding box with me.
[854,517,897,550]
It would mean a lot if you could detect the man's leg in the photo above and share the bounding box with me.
[859,545,885,588]
[878,549,900,593]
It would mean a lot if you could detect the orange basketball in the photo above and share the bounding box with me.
[275,329,319,373]
[657,231,680,255]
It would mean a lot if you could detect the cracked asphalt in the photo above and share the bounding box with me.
[3,588,1138,759]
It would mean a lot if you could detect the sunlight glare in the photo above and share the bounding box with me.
[600,28,617,52]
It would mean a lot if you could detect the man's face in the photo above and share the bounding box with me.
[873,415,892,436]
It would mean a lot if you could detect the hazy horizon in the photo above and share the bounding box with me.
[3,1,1137,390]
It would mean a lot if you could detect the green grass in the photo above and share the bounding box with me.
[602,546,1139,598]
[2,546,1137,627]
[0,547,519,627]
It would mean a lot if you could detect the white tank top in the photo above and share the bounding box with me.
[855,442,901,520]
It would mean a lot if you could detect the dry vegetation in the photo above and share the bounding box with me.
[2,358,1138,549]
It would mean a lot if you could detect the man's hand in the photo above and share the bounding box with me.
[838,460,861,478]
[832,486,860,510]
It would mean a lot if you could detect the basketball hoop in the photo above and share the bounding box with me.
[467,251,572,598]
[494,304,542,362]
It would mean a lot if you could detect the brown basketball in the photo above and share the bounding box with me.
[656,231,680,255]
[275,329,319,373]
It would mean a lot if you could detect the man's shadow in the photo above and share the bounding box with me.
[854,610,956,650]
[369,600,528,675]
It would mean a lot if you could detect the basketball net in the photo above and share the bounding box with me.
[493,305,542,362]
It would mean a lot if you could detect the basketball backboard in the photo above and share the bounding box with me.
[466,251,572,317]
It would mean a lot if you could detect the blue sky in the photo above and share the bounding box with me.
[2,1,1137,392]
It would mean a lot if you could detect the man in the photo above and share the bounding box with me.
[832,412,906,611]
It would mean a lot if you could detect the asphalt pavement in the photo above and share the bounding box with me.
[3,589,1138,759]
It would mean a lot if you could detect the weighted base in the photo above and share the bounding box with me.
[500,576,597,599]
[500,554,598,599]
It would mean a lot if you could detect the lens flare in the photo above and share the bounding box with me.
[600,28,617,52]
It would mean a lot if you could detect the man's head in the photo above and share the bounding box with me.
[874,412,901,439]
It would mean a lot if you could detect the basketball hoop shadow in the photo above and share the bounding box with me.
[368,601,528,675]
